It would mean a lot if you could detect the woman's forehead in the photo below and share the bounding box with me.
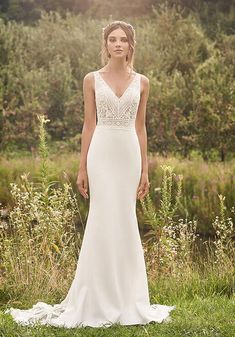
[108,28,127,38]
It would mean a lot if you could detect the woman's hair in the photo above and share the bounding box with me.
[100,20,136,70]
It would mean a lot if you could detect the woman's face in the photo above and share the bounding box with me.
[106,27,130,60]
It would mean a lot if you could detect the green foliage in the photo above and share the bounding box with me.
[37,114,51,189]
[0,120,234,335]
[140,164,234,282]
[144,155,235,234]
[141,165,198,275]
[1,153,235,235]
[0,115,84,300]
[192,47,235,161]
[212,194,234,263]
[141,165,183,232]
[0,5,234,159]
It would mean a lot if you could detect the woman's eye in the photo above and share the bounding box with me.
[108,38,128,43]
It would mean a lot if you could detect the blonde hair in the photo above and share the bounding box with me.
[100,20,136,71]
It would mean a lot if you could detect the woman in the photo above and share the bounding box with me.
[5,20,175,328]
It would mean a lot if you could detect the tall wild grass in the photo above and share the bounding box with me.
[0,115,84,304]
[0,115,234,307]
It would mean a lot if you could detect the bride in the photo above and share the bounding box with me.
[5,20,175,328]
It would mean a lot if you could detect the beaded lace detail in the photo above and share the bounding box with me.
[94,71,141,128]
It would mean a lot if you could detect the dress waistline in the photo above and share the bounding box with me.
[95,125,136,131]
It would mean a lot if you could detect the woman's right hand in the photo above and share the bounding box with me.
[76,169,89,199]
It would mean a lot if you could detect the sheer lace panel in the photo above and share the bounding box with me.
[94,71,141,128]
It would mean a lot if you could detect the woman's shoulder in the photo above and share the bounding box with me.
[137,72,149,81]
[83,71,100,87]
[83,71,96,80]
[83,69,104,81]
[137,72,150,87]
[82,72,97,92]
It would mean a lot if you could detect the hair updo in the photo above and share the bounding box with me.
[100,20,136,71]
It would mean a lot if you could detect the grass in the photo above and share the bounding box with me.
[1,289,234,337]
[0,116,234,337]
[1,151,235,236]
[1,269,234,336]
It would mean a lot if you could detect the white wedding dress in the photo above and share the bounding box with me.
[5,70,175,328]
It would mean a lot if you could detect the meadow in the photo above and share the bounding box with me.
[0,2,234,335]
[0,115,234,337]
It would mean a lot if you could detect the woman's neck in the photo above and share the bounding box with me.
[105,59,131,74]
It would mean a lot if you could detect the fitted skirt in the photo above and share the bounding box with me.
[4,125,175,328]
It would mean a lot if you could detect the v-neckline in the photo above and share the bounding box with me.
[97,71,137,100]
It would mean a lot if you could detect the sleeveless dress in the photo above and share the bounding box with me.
[4,70,175,328]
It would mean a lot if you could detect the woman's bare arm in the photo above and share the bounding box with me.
[78,72,97,171]
[77,72,96,198]
[135,74,150,200]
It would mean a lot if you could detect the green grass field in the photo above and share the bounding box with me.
[0,120,234,337]
[1,288,234,337]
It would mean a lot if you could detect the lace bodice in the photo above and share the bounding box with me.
[94,71,141,128]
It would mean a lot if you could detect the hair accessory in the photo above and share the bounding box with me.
[102,21,135,32]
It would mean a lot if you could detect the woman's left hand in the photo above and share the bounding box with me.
[137,172,150,200]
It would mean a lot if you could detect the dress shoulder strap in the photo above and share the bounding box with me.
[137,73,142,91]
[93,70,97,79]
[93,71,99,91]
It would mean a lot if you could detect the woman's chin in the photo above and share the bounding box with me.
[111,54,126,60]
